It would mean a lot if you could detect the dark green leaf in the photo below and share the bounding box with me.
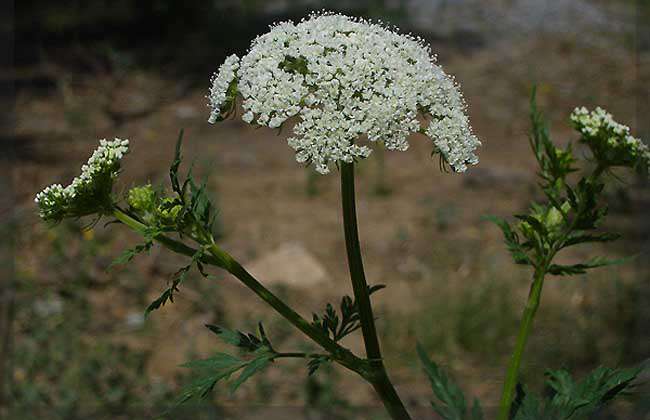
[108,241,153,269]
[417,343,474,420]
[485,215,533,266]
[547,256,631,276]
[144,288,173,318]
[562,232,620,248]
[512,365,643,420]
[547,365,643,419]
[307,355,330,376]
[170,129,184,196]
[229,353,273,393]
[368,284,386,295]
[205,323,273,353]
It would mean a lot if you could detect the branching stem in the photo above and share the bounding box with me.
[111,207,364,375]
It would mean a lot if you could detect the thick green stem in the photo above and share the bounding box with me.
[111,208,362,374]
[497,268,546,420]
[340,162,411,420]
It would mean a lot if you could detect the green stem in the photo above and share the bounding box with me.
[340,162,411,420]
[497,267,546,420]
[274,352,326,359]
[111,207,362,374]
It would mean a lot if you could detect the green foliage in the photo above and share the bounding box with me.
[205,322,274,353]
[125,130,221,241]
[417,343,483,420]
[176,323,277,404]
[512,366,643,420]
[109,240,154,268]
[307,355,332,376]
[144,247,208,317]
[114,131,225,316]
[304,361,354,419]
[311,284,385,342]
[547,256,629,276]
[488,87,632,276]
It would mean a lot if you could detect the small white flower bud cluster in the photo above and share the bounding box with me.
[571,107,649,171]
[35,138,130,222]
[207,12,480,174]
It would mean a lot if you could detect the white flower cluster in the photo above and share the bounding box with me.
[35,138,130,222]
[207,55,240,124]
[571,107,649,170]
[207,12,480,174]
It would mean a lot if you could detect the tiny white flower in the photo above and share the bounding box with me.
[242,111,254,123]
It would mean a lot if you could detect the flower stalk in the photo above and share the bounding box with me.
[340,162,412,420]
[497,267,546,420]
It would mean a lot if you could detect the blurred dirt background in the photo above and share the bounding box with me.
[2,1,650,419]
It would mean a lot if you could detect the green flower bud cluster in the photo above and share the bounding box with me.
[127,185,184,228]
[157,197,184,226]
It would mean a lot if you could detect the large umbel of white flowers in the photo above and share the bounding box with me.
[207,12,481,174]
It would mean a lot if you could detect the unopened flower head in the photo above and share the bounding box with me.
[207,12,480,174]
[35,138,130,222]
[571,107,649,174]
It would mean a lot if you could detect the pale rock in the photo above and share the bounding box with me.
[245,242,329,288]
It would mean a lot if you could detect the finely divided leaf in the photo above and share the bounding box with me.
[170,129,184,196]
[417,343,483,420]
[485,215,533,266]
[547,256,630,276]
[512,365,643,420]
[229,353,273,393]
[307,355,331,376]
[109,241,153,269]
[205,323,274,352]
[144,288,173,318]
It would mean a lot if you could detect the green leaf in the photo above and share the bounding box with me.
[485,215,533,266]
[144,288,174,318]
[108,240,153,269]
[547,365,643,417]
[229,352,273,393]
[417,343,482,420]
[311,287,383,343]
[145,248,205,317]
[513,390,545,420]
[547,256,631,276]
[205,322,274,353]
[170,129,184,196]
[368,283,386,295]
[528,86,576,191]
[176,353,246,404]
[307,355,331,376]
[562,231,620,248]
[176,350,275,405]
[512,365,644,420]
